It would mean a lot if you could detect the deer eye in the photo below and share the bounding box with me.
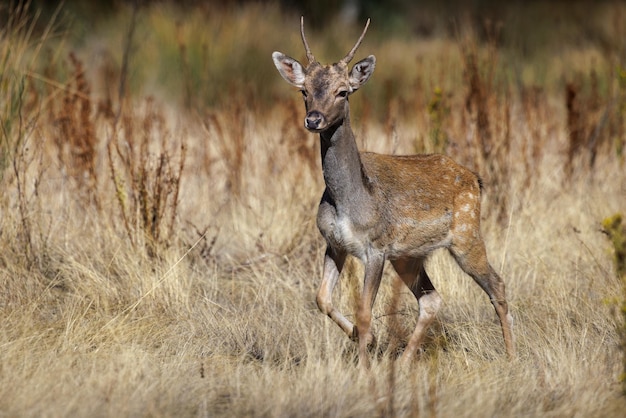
[300,90,308,99]
[336,90,349,98]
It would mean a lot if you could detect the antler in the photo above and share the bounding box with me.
[341,18,371,65]
[300,16,315,63]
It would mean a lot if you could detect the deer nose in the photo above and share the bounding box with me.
[305,111,324,130]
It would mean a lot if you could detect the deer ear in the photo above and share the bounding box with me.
[349,55,376,90]
[272,52,306,89]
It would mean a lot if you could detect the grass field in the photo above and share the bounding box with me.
[1,1,626,416]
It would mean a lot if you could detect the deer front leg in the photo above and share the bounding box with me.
[356,252,385,369]
[316,247,355,338]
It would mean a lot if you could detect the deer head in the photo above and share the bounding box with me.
[272,17,376,133]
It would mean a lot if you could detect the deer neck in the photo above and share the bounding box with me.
[319,109,371,209]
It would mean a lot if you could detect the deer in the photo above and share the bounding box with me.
[271,17,515,368]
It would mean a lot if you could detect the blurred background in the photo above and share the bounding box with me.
[19,0,625,113]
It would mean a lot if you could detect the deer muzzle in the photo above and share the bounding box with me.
[305,111,325,131]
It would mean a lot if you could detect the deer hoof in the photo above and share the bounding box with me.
[350,327,377,349]
[350,327,359,342]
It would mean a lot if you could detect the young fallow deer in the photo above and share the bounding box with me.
[272,18,515,368]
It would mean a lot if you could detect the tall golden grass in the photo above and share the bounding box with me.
[1,1,625,416]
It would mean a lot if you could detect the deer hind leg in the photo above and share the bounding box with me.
[316,247,356,339]
[391,257,442,363]
[450,241,516,359]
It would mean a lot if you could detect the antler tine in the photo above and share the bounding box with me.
[300,16,315,63]
[341,18,371,65]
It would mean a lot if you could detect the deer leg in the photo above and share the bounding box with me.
[450,242,516,359]
[356,252,385,369]
[316,247,356,338]
[391,257,442,364]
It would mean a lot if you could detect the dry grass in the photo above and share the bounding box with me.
[1,1,625,417]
